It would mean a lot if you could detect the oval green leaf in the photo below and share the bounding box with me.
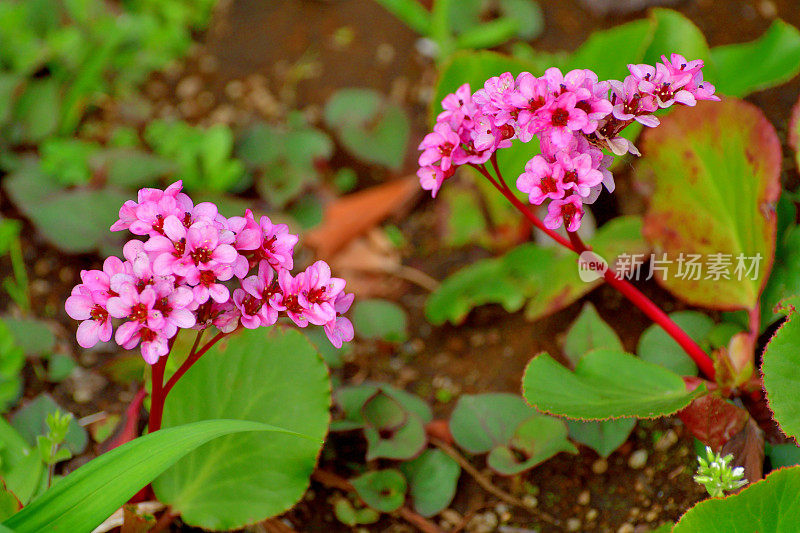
[635,98,781,310]
[637,311,714,376]
[351,469,407,513]
[152,328,330,531]
[761,298,800,441]
[522,349,707,420]
[400,449,460,517]
[449,393,535,454]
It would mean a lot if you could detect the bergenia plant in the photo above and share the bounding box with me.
[66,180,354,433]
[421,54,800,528]
[420,54,719,378]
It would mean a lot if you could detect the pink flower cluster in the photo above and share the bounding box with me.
[66,182,354,364]
[418,54,719,232]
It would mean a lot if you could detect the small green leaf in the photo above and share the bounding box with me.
[400,449,460,517]
[450,393,534,454]
[1,317,55,356]
[643,9,712,69]
[673,466,800,532]
[637,311,714,376]
[487,415,577,475]
[352,299,408,342]
[563,303,623,366]
[3,419,302,533]
[499,0,543,40]
[566,418,636,458]
[522,349,707,420]
[712,19,800,97]
[104,149,175,188]
[351,469,407,513]
[11,394,87,455]
[362,390,426,460]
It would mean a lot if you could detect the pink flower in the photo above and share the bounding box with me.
[554,151,603,198]
[107,284,164,329]
[228,210,298,271]
[544,195,584,232]
[437,83,477,129]
[609,77,659,127]
[418,165,451,198]
[517,156,565,205]
[418,122,463,172]
[473,72,516,118]
[171,223,238,279]
[537,92,590,147]
[298,261,346,326]
[232,262,280,329]
[324,292,355,348]
[152,284,196,338]
[65,286,113,348]
[272,269,308,327]
[110,181,185,235]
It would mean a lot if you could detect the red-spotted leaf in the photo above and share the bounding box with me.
[635,98,781,310]
[522,349,707,420]
[673,465,800,532]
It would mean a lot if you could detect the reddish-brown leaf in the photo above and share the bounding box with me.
[678,394,749,450]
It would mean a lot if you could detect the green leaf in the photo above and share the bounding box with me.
[455,17,519,51]
[643,9,712,69]
[351,469,407,513]
[567,18,655,81]
[441,185,488,248]
[563,303,623,366]
[352,299,408,342]
[487,415,577,475]
[3,419,302,533]
[761,221,800,328]
[635,98,781,310]
[400,449,460,517]
[767,442,800,469]
[637,311,714,376]
[426,215,649,325]
[12,78,61,143]
[792,95,800,172]
[11,394,86,455]
[362,391,426,461]
[673,465,800,532]
[762,299,800,441]
[0,320,24,412]
[522,348,707,420]
[324,89,409,169]
[153,328,330,530]
[104,149,175,188]
[333,382,432,432]
[449,393,534,454]
[566,418,636,458]
[1,317,55,356]
[711,20,800,97]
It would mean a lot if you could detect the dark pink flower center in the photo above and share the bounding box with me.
[241,294,263,316]
[191,247,213,264]
[540,176,558,194]
[173,238,186,257]
[129,303,149,323]
[563,204,580,226]
[283,294,304,314]
[438,143,453,156]
[199,270,217,287]
[306,286,327,305]
[154,297,172,316]
[140,328,156,343]
[153,215,165,235]
[655,83,674,101]
[90,305,108,322]
[563,170,578,185]
[551,108,570,127]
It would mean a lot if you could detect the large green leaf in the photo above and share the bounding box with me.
[635,98,781,310]
[3,419,302,533]
[673,466,800,532]
[563,302,623,366]
[712,19,800,97]
[566,18,655,81]
[153,328,330,530]
[522,348,707,420]
[761,298,800,441]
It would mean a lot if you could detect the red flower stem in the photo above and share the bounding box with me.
[148,356,168,433]
[473,163,717,379]
[163,331,228,397]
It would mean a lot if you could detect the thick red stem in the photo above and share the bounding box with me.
[474,163,716,379]
[148,356,168,433]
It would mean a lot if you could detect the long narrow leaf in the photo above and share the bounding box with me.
[455,18,519,51]
[4,419,309,533]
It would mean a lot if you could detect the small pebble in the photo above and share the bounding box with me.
[198,54,218,74]
[440,509,462,528]
[629,449,648,469]
[522,494,538,508]
[617,523,635,533]
[577,490,590,506]
[654,429,678,452]
[176,75,202,100]
[585,508,598,521]
[566,518,581,531]
[466,511,498,533]
[645,509,659,522]
[592,458,608,474]
[224,80,245,100]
